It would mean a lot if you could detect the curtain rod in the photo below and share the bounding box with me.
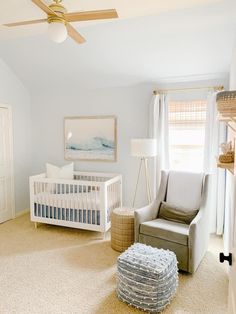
[153,85,224,95]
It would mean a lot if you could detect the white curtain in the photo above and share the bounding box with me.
[149,93,170,198]
[203,92,227,235]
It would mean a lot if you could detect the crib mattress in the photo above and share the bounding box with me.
[34,191,102,209]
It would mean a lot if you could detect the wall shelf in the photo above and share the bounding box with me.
[216,93,236,175]
[217,159,235,175]
[217,114,236,132]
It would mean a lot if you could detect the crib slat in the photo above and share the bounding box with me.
[65,184,67,220]
[95,186,97,225]
[61,183,63,220]
[92,186,95,225]
[64,184,70,221]
[88,184,90,224]
[76,184,79,222]
[65,183,68,221]
[108,185,110,219]
[72,185,74,221]
[81,185,83,222]
[91,185,94,224]
[37,182,41,217]
[41,183,43,218]
[52,185,55,219]
[89,185,92,225]
[86,185,88,224]
[111,183,114,211]
[45,182,48,218]
[55,184,57,219]
[40,182,43,217]
[116,182,119,206]
[56,183,59,220]
[60,184,63,221]
[80,184,83,223]
[35,183,38,217]
[112,183,115,210]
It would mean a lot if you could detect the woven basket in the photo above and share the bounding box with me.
[111,207,134,252]
[216,91,236,116]
[219,151,234,163]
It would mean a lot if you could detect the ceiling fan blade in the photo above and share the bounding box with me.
[31,0,56,15]
[64,9,118,23]
[4,18,47,27]
[66,23,86,44]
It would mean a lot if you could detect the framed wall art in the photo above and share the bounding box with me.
[64,115,117,162]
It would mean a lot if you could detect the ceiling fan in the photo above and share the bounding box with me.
[3,0,119,44]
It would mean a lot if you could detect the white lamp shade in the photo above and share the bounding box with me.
[48,22,68,43]
[131,139,157,157]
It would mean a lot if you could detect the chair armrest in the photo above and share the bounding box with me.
[134,170,169,243]
[188,174,210,273]
[189,173,210,239]
[189,208,209,273]
[190,208,203,227]
[134,199,161,242]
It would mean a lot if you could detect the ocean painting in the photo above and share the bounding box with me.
[64,116,117,161]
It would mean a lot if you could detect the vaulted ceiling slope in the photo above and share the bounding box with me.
[0,0,226,33]
[0,0,235,90]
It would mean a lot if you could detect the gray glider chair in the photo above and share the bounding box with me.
[134,170,210,273]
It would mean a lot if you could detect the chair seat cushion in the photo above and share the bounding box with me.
[140,218,189,246]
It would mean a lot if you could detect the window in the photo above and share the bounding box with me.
[168,100,207,172]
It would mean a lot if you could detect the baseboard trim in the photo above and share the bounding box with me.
[15,209,30,218]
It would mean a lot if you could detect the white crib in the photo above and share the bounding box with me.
[30,171,122,233]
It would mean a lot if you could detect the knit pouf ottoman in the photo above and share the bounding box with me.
[111,207,134,252]
[117,243,178,313]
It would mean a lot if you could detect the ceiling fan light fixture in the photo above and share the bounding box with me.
[4,0,118,44]
[48,20,67,43]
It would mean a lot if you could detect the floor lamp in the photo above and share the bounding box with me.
[131,139,157,207]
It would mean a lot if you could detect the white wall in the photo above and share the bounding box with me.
[0,61,224,212]
[0,58,31,213]
[230,41,236,89]
[30,78,227,208]
[31,84,152,207]
[0,49,227,214]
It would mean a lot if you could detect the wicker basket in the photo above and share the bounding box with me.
[216,91,236,117]
[219,151,234,163]
[111,207,134,252]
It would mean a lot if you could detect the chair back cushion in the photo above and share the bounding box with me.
[166,171,204,210]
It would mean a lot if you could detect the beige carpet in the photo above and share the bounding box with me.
[0,214,228,314]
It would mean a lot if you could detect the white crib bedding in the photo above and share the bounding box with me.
[34,191,101,209]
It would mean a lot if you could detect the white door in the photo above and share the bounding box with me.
[0,106,14,223]
[224,136,236,313]
[228,164,236,313]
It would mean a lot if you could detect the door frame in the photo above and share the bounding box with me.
[0,103,15,220]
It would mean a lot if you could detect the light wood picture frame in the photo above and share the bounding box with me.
[64,115,117,162]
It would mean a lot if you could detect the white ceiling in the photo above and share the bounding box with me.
[0,0,224,40]
[0,0,235,90]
